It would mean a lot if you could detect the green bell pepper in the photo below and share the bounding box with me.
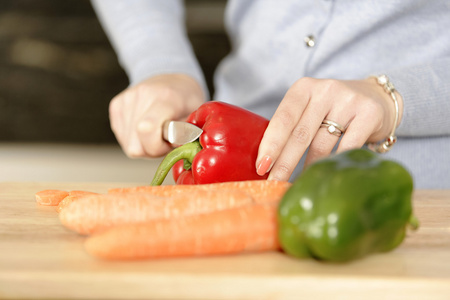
[278,148,418,262]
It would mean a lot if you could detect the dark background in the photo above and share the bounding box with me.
[0,0,229,143]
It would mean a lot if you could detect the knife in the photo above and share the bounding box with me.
[162,120,203,146]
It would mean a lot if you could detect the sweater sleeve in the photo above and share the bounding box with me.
[385,57,450,137]
[90,0,208,96]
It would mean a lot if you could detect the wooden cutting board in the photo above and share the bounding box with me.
[0,182,449,300]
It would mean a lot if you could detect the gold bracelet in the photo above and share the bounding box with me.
[368,75,399,153]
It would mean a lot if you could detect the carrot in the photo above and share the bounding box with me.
[59,190,254,235]
[56,191,99,213]
[69,190,99,197]
[84,204,279,260]
[35,189,69,206]
[108,180,291,205]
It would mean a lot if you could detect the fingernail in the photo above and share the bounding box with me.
[257,155,272,176]
[137,121,154,133]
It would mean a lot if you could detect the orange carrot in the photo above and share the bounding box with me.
[84,204,279,260]
[69,190,99,197]
[35,189,69,206]
[56,191,99,213]
[59,190,254,235]
[108,180,291,205]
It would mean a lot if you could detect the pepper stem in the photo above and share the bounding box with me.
[150,141,202,186]
[408,214,420,231]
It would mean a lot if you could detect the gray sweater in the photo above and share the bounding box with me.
[91,0,450,188]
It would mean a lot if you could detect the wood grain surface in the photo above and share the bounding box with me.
[0,182,449,300]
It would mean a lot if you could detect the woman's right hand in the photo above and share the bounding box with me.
[109,74,205,158]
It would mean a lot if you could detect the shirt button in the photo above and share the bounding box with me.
[304,35,315,47]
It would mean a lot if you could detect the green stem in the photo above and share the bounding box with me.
[408,214,420,231]
[150,141,202,186]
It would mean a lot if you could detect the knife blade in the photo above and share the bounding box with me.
[162,121,203,146]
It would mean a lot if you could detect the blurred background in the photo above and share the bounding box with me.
[0,0,229,182]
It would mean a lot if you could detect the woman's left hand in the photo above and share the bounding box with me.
[256,77,403,181]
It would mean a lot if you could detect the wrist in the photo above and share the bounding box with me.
[155,73,205,101]
[144,73,206,110]
[368,75,404,153]
[394,89,403,127]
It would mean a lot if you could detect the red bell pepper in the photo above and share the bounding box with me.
[151,101,269,185]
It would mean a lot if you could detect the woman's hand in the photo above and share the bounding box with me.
[109,74,205,158]
[256,77,403,181]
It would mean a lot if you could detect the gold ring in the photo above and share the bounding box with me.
[320,119,346,137]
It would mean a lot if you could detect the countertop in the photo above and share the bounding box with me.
[0,142,174,184]
[0,143,449,299]
[1,183,449,300]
